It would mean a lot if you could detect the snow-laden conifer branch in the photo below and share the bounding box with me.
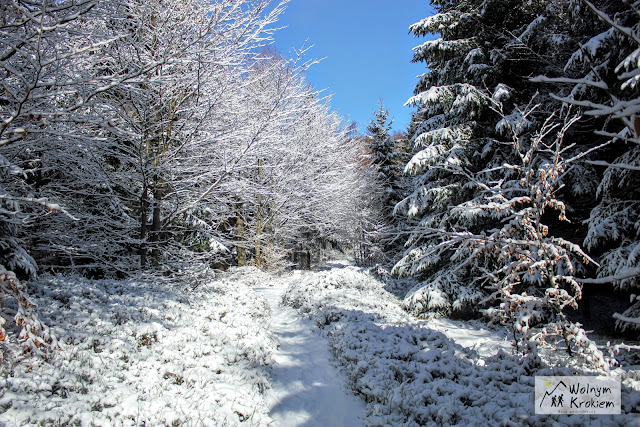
[612,312,640,325]
[584,160,640,171]
[582,0,640,46]
[530,75,609,90]
[577,266,640,285]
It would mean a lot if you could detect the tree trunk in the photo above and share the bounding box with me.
[304,250,311,270]
[254,159,264,268]
[236,202,246,266]
[266,200,276,267]
[150,178,163,267]
[139,184,149,269]
[303,230,312,270]
[255,192,263,268]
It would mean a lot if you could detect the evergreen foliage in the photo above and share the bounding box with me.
[544,0,640,332]
[396,0,558,317]
[366,100,402,189]
[395,0,640,358]
[356,101,411,267]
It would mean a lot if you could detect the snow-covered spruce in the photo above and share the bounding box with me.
[282,266,640,426]
[0,268,276,426]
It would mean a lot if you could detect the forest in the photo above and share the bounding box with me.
[0,0,639,425]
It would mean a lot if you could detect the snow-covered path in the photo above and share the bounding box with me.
[255,275,366,427]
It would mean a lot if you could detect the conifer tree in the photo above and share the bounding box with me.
[395,0,558,317]
[394,0,625,361]
[537,0,640,333]
[361,101,406,265]
[367,100,401,189]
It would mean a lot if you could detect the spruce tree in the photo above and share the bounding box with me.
[395,0,558,317]
[366,100,403,217]
[360,101,411,266]
[540,0,640,333]
[393,0,629,361]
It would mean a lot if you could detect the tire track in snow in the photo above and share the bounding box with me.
[255,276,366,427]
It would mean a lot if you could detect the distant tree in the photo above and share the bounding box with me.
[358,101,409,266]
[216,51,371,270]
[367,100,401,184]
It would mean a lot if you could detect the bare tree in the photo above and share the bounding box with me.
[0,0,286,351]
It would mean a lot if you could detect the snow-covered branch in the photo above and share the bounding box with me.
[583,160,640,171]
[612,312,640,325]
[576,266,640,284]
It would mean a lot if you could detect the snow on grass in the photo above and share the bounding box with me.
[282,266,640,426]
[424,317,512,358]
[0,267,277,426]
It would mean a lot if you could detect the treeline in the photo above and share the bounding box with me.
[371,0,640,363]
[0,0,372,352]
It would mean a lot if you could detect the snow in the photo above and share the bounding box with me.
[520,15,546,43]
[0,271,277,426]
[495,111,533,136]
[1,264,638,426]
[424,317,512,358]
[565,28,615,71]
[255,271,366,426]
[281,265,640,426]
[492,83,512,103]
[404,144,446,174]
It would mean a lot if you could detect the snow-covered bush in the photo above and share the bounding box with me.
[467,110,604,366]
[0,267,57,358]
[283,267,640,425]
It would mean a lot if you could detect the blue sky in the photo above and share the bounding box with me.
[270,1,435,133]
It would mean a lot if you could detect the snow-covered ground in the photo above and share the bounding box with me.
[255,272,366,426]
[1,263,639,426]
[282,265,640,426]
[0,270,277,426]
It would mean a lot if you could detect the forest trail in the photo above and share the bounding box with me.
[254,273,366,427]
